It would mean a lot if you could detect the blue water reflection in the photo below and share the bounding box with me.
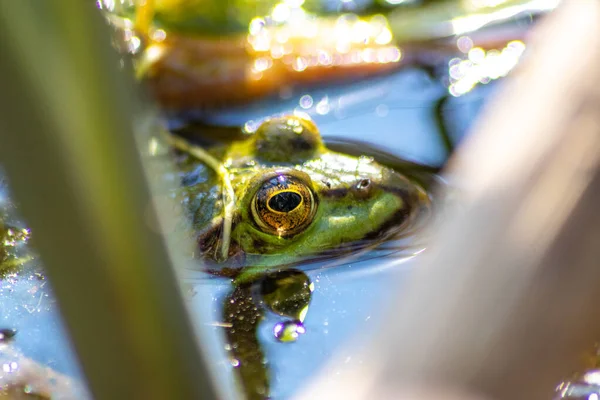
[1,64,497,397]
[175,68,493,167]
[182,69,498,398]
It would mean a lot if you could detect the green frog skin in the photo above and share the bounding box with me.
[172,115,428,282]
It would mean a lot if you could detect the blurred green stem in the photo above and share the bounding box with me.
[0,2,228,400]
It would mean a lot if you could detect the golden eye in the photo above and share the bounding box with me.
[251,173,317,237]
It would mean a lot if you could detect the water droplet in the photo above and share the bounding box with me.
[375,104,389,117]
[273,321,306,343]
[249,18,266,35]
[299,95,313,109]
[151,29,166,42]
[456,36,473,53]
[316,97,330,115]
[293,57,307,72]
[243,120,259,134]
[2,361,18,373]
[468,47,485,64]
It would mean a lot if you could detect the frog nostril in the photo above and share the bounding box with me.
[356,179,371,190]
[352,178,373,199]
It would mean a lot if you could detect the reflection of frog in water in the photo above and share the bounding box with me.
[223,269,314,400]
[172,115,429,282]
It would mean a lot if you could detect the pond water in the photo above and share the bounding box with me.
[2,7,589,399]
[0,64,493,398]
[179,67,491,399]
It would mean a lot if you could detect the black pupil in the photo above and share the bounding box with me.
[268,192,302,213]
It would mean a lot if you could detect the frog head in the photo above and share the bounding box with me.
[191,116,428,281]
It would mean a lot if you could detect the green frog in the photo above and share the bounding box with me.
[171,115,429,283]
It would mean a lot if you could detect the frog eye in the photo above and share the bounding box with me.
[251,174,317,237]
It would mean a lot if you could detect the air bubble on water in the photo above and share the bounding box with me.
[299,95,313,109]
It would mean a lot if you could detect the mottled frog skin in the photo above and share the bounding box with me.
[173,115,427,281]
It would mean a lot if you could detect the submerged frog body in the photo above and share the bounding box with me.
[173,115,427,281]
